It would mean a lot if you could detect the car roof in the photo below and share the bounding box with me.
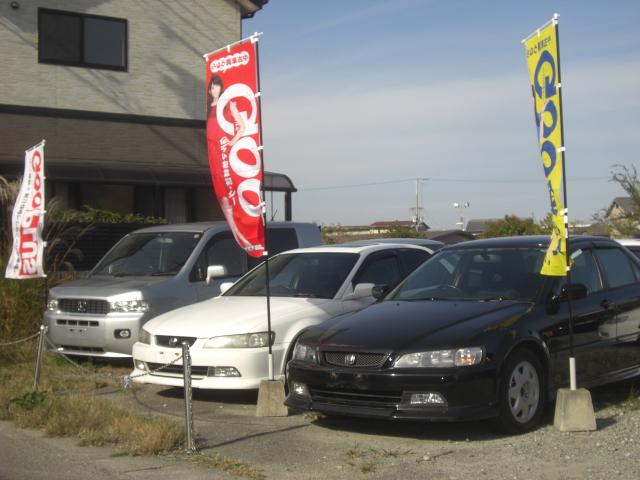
[442,235,621,250]
[341,238,444,250]
[280,243,433,255]
[127,221,314,234]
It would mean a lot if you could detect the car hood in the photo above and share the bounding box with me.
[49,275,167,299]
[306,299,533,352]
[144,296,335,338]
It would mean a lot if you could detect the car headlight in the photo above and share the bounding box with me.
[47,298,59,311]
[394,347,484,368]
[109,300,149,313]
[203,332,274,349]
[138,328,152,344]
[292,341,318,364]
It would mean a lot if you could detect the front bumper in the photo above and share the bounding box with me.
[285,361,499,421]
[44,310,146,357]
[131,340,287,390]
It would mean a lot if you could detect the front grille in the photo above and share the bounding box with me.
[324,351,388,368]
[146,362,208,377]
[58,298,109,315]
[57,319,99,327]
[155,336,197,348]
[310,388,402,408]
[59,345,105,353]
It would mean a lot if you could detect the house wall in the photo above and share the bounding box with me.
[0,0,240,121]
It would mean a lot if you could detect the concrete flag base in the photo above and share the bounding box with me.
[256,379,289,417]
[553,388,597,432]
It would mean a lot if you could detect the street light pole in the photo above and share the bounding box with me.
[412,178,428,232]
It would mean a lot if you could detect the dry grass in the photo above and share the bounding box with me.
[0,350,184,455]
[189,453,267,480]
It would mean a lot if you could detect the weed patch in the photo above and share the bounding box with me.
[189,453,267,480]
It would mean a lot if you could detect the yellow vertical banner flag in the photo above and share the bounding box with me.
[524,17,567,276]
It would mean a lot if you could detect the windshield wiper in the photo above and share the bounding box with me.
[480,297,504,302]
[293,293,318,298]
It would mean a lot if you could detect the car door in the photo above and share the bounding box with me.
[544,247,618,386]
[190,232,248,300]
[593,245,640,373]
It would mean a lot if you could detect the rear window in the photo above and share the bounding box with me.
[595,247,637,288]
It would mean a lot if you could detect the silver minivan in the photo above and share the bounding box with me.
[45,221,322,358]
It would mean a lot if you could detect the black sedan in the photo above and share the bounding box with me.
[285,236,640,433]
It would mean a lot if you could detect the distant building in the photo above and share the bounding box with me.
[0,0,302,223]
[464,218,502,237]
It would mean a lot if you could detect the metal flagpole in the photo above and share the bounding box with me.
[203,32,264,59]
[552,14,577,391]
[252,33,275,380]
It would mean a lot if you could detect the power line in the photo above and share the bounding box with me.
[299,176,608,191]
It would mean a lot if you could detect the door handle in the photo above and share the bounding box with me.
[600,299,612,309]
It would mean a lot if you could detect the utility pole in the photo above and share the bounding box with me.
[410,178,428,232]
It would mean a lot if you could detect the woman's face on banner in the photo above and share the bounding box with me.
[210,82,222,102]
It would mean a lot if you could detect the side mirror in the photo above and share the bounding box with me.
[560,282,588,301]
[345,283,375,300]
[206,265,227,285]
[372,284,391,300]
[219,282,235,294]
[546,282,588,314]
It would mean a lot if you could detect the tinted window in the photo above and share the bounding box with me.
[39,9,127,70]
[248,228,299,269]
[398,248,431,273]
[595,247,637,288]
[93,232,200,276]
[558,249,602,295]
[391,247,547,301]
[227,253,358,299]
[353,255,401,287]
[191,234,246,282]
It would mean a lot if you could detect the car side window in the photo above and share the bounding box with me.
[557,249,602,295]
[190,233,247,282]
[595,247,637,289]
[247,228,298,269]
[353,254,402,287]
[397,248,431,274]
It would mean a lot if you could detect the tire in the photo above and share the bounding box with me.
[493,348,545,434]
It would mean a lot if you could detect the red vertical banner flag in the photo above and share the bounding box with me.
[5,140,47,279]
[204,36,265,257]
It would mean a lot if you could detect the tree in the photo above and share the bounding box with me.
[609,164,640,236]
[483,215,543,238]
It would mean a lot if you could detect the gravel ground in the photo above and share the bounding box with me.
[119,377,640,480]
[2,373,638,480]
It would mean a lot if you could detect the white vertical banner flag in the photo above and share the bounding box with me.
[5,140,47,279]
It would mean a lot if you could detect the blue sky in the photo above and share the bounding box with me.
[245,1,640,229]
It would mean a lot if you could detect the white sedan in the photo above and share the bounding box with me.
[130,243,435,389]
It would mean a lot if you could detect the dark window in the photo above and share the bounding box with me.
[39,9,127,70]
[353,254,402,287]
[595,247,637,289]
[191,233,247,282]
[248,228,299,269]
[397,248,431,274]
[558,249,603,295]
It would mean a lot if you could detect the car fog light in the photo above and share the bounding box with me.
[135,360,146,371]
[407,392,447,406]
[115,329,131,339]
[292,382,309,398]
[208,366,241,377]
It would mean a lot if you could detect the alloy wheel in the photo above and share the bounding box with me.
[507,360,540,424]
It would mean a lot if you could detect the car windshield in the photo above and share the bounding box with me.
[92,232,201,276]
[225,252,359,299]
[389,247,548,302]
